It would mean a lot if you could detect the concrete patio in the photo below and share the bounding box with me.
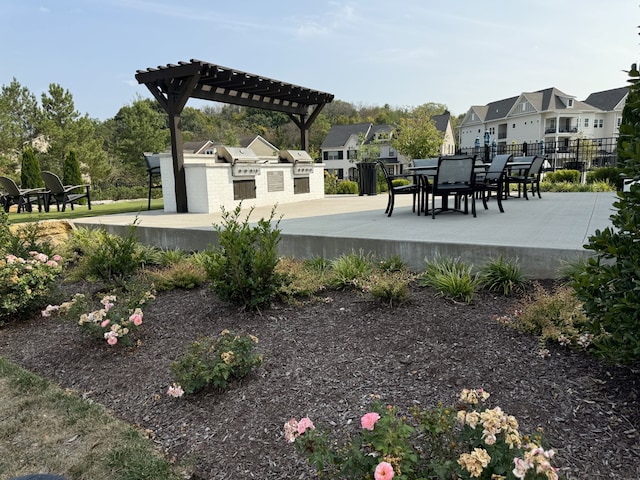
[72,191,617,278]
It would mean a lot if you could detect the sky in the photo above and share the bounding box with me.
[1,1,639,121]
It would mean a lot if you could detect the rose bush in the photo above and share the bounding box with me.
[286,389,560,480]
[0,251,62,325]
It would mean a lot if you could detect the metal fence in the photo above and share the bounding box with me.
[459,137,619,172]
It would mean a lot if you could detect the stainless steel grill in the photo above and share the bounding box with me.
[217,146,264,177]
[279,150,314,175]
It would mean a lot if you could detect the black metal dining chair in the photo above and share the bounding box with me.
[507,155,545,199]
[430,156,476,219]
[475,154,513,213]
[378,160,421,217]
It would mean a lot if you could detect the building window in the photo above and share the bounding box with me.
[567,99,574,107]
[584,118,589,128]
[388,148,396,157]
[347,149,358,160]
[617,117,622,128]
[324,150,343,161]
[598,119,604,128]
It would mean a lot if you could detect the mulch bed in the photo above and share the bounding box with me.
[1,282,638,479]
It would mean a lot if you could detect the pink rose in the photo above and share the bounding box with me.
[107,335,118,346]
[284,419,299,443]
[129,313,143,326]
[361,412,381,431]
[374,461,395,480]
[167,384,184,398]
[101,319,110,328]
[297,417,315,435]
[53,254,62,262]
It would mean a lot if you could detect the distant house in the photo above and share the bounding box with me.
[320,114,454,180]
[239,135,279,158]
[458,86,628,153]
[182,140,216,155]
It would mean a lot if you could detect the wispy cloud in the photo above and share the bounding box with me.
[290,2,358,38]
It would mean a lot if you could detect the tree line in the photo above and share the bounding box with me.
[0,77,464,187]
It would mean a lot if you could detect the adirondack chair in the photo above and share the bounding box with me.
[41,171,91,212]
[0,176,44,213]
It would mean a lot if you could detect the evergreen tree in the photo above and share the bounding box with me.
[63,150,82,186]
[20,147,43,188]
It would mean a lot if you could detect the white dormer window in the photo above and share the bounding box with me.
[567,99,574,107]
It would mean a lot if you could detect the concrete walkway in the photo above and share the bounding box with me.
[72,191,617,278]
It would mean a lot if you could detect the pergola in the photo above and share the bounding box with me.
[135,59,334,212]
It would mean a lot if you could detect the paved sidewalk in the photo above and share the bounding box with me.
[73,192,616,278]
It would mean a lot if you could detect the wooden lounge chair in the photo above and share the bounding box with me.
[41,171,91,212]
[0,175,44,213]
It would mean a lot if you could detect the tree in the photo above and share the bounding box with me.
[111,98,168,177]
[0,78,40,157]
[20,147,43,188]
[38,83,110,182]
[63,150,82,186]
[391,104,444,160]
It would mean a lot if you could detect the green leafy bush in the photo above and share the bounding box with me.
[479,256,527,296]
[335,180,358,194]
[586,167,624,190]
[170,330,263,395]
[544,169,580,183]
[70,223,146,283]
[368,270,413,307]
[0,251,62,325]
[572,186,640,363]
[421,256,480,303]
[276,257,329,299]
[0,212,53,259]
[204,205,282,310]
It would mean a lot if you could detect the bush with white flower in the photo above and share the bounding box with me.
[0,251,63,325]
[77,293,150,346]
[286,389,561,480]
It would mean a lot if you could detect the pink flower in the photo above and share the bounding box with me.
[284,419,299,443]
[374,461,395,480]
[101,319,110,328]
[297,417,315,435]
[129,312,143,326]
[106,335,118,346]
[167,384,184,398]
[361,412,381,430]
[52,254,62,262]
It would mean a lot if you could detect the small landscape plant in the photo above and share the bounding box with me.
[0,251,63,325]
[329,249,375,290]
[204,204,283,310]
[479,256,527,296]
[421,256,480,303]
[496,283,591,356]
[145,258,207,291]
[170,330,263,395]
[368,270,414,307]
[286,388,560,480]
[276,256,329,300]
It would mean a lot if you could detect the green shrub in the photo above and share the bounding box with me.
[544,169,580,183]
[72,223,146,283]
[276,257,329,299]
[146,260,207,291]
[502,283,589,348]
[170,330,263,395]
[335,180,358,194]
[586,167,624,190]
[391,178,411,187]
[204,204,282,310]
[479,256,527,296]
[329,249,375,290]
[539,180,613,192]
[20,147,43,189]
[0,212,54,259]
[421,256,480,303]
[572,186,640,363]
[368,270,413,307]
[376,253,408,273]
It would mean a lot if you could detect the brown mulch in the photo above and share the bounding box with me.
[0,282,638,480]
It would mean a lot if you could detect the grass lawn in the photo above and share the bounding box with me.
[0,357,183,479]
[6,198,164,224]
